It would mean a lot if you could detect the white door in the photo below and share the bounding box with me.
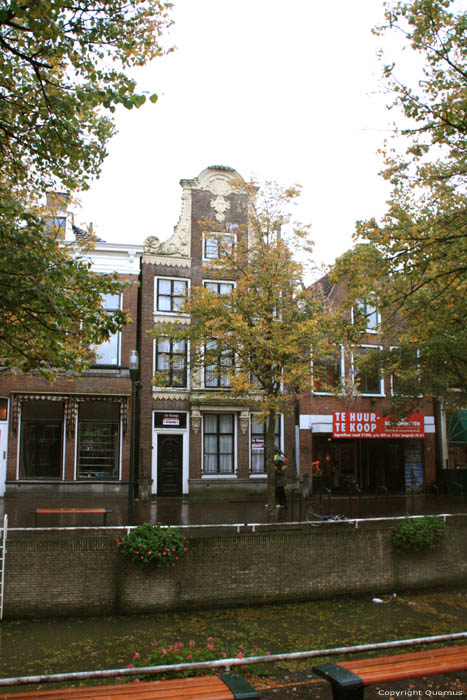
[0,424,7,497]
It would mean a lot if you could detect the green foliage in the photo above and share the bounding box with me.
[0,0,173,373]
[127,637,271,679]
[331,0,467,410]
[392,516,447,551]
[117,523,187,567]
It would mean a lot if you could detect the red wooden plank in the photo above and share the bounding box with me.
[0,676,233,700]
[342,645,467,686]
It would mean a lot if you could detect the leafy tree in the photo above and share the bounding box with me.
[331,0,467,409]
[152,181,345,511]
[0,0,173,373]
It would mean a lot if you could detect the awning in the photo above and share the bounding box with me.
[447,411,467,445]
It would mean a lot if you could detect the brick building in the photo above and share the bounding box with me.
[0,203,142,497]
[298,276,437,494]
[137,165,295,500]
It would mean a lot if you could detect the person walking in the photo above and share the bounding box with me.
[274,452,288,509]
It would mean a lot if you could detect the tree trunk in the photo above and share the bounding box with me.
[265,410,277,520]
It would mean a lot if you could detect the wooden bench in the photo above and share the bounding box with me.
[0,673,259,700]
[33,508,111,526]
[313,644,467,700]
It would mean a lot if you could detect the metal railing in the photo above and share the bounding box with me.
[0,513,7,621]
[6,511,467,536]
[0,631,465,688]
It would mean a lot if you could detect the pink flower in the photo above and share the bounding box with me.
[189,641,195,648]
[266,651,271,656]
[151,640,158,647]
[133,679,141,684]
[207,644,214,651]
[242,664,248,670]
[187,653,193,661]
[161,648,168,656]
[236,652,245,658]
[133,652,140,659]
[207,637,214,642]
[127,663,135,669]
[183,548,188,552]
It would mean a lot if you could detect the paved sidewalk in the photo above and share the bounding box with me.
[1,492,465,528]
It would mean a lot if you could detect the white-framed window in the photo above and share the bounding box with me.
[312,346,344,394]
[352,300,380,333]
[92,293,121,366]
[250,414,282,474]
[204,339,234,388]
[352,345,384,396]
[390,345,420,397]
[154,338,188,388]
[203,232,236,261]
[155,277,189,314]
[203,280,235,295]
[203,413,235,474]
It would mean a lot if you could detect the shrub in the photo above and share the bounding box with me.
[117,523,187,567]
[128,637,271,679]
[392,516,447,552]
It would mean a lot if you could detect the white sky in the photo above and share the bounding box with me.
[77,0,400,268]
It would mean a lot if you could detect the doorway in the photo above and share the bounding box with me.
[157,434,183,496]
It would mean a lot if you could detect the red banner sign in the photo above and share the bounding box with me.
[333,412,425,439]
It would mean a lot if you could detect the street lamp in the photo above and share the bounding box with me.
[127,350,139,524]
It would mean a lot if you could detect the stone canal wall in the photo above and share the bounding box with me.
[4,520,467,618]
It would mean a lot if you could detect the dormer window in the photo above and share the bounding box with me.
[353,300,380,333]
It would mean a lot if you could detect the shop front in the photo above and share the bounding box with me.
[301,411,436,493]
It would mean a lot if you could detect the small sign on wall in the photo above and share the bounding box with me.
[154,412,187,429]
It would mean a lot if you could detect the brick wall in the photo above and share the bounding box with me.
[4,521,467,618]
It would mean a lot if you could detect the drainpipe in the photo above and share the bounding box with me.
[294,393,300,490]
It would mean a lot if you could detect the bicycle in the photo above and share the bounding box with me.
[305,502,354,526]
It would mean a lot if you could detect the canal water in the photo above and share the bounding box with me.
[1,587,466,683]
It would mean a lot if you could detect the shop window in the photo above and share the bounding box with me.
[353,346,384,395]
[154,339,187,388]
[78,402,119,480]
[20,401,63,479]
[155,278,188,313]
[204,340,233,388]
[250,415,281,474]
[92,293,121,365]
[203,414,234,474]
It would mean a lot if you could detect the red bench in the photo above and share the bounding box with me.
[0,674,259,700]
[313,644,467,700]
[33,508,111,526]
